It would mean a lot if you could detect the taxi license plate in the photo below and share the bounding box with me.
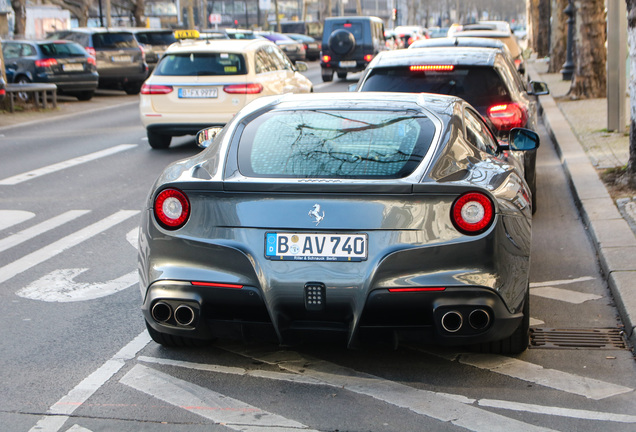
[62,63,84,72]
[339,60,357,68]
[179,88,218,98]
[265,233,367,262]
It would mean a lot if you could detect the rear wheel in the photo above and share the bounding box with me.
[124,81,142,95]
[145,321,210,348]
[147,130,172,149]
[337,71,348,80]
[475,288,530,355]
[321,69,334,82]
[74,90,95,101]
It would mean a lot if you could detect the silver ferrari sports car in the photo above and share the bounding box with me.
[138,92,539,354]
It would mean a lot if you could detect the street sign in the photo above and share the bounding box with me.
[209,13,222,24]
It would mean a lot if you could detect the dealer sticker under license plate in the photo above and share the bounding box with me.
[265,233,367,261]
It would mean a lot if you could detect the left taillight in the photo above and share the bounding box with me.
[451,192,495,235]
[35,58,58,68]
[141,84,173,94]
[223,83,263,94]
[154,188,190,230]
[487,103,527,131]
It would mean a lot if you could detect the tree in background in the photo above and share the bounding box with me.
[548,0,568,73]
[47,0,91,27]
[568,0,606,98]
[10,0,25,37]
[627,0,636,187]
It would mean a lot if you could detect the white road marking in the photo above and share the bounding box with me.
[530,276,595,288]
[478,399,636,423]
[530,318,545,326]
[0,210,90,253]
[16,268,138,302]
[220,344,557,432]
[29,331,151,432]
[120,364,319,432]
[126,228,138,249]
[0,210,35,231]
[0,210,138,285]
[0,144,137,185]
[530,287,602,304]
[456,353,632,400]
[65,425,93,432]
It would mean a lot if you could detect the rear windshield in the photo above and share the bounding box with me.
[93,33,137,49]
[361,66,510,108]
[134,31,176,46]
[331,22,363,40]
[237,109,436,179]
[154,53,247,76]
[40,42,87,57]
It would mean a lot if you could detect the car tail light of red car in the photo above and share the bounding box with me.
[141,84,173,94]
[223,83,263,94]
[451,192,495,235]
[154,188,190,230]
[487,103,527,131]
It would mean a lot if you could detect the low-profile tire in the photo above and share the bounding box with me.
[124,81,142,95]
[474,288,530,355]
[337,71,348,80]
[322,69,334,82]
[147,130,172,149]
[145,321,210,348]
[75,90,95,101]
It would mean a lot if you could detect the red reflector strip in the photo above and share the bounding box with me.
[388,287,446,293]
[409,65,454,72]
[191,281,244,289]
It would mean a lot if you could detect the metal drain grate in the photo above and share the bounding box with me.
[530,328,627,349]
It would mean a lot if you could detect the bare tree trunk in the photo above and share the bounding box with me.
[535,0,551,57]
[11,0,26,38]
[133,0,145,27]
[549,0,568,72]
[568,0,606,99]
[626,0,636,187]
[527,0,539,53]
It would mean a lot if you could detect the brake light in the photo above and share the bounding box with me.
[141,84,173,94]
[487,103,527,131]
[191,281,244,289]
[322,55,331,63]
[407,36,415,46]
[154,188,190,230]
[409,65,454,72]
[138,44,146,62]
[86,57,96,66]
[85,47,96,58]
[0,89,5,96]
[451,192,495,235]
[364,54,374,62]
[344,23,352,28]
[514,58,522,68]
[35,58,57,68]
[388,287,446,293]
[303,43,308,50]
[223,83,263,94]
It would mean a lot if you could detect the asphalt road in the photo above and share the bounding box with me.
[0,61,635,432]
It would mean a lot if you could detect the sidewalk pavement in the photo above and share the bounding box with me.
[528,59,636,349]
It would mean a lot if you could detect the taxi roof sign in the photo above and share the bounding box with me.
[175,29,200,40]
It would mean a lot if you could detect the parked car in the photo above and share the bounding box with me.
[452,30,525,74]
[354,47,549,210]
[320,16,387,82]
[256,31,306,63]
[130,28,176,72]
[285,33,321,61]
[428,26,450,38]
[48,27,148,94]
[2,39,98,101]
[140,32,312,149]
[393,25,429,47]
[224,29,262,40]
[139,91,539,355]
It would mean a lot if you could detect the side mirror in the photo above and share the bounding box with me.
[196,126,223,149]
[294,61,308,72]
[509,128,540,151]
[528,81,549,96]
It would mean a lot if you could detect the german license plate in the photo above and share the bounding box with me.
[265,233,367,261]
[62,63,83,72]
[178,87,218,98]
[111,55,132,62]
[339,60,356,68]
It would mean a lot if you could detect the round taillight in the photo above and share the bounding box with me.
[154,188,190,230]
[451,192,495,235]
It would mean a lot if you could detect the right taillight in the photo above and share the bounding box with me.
[451,192,495,235]
[223,83,263,94]
[154,188,190,230]
[487,103,527,131]
[85,47,96,58]
[141,84,173,94]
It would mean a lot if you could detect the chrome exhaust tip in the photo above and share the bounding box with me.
[468,309,491,330]
[151,301,172,323]
[174,304,195,326]
[441,311,463,333]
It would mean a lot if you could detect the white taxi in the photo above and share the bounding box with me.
[140,30,313,149]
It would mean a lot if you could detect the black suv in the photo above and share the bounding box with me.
[320,16,386,82]
[49,28,148,94]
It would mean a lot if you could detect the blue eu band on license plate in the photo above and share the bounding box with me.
[265,233,367,261]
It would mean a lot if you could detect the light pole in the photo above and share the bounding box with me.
[560,0,575,81]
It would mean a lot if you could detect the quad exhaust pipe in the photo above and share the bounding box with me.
[151,301,196,327]
[440,308,491,333]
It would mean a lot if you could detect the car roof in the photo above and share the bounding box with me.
[62,27,135,34]
[370,47,500,68]
[164,38,272,54]
[410,37,506,49]
[452,30,514,39]
[325,16,384,23]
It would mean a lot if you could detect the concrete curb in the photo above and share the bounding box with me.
[528,63,636,349]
